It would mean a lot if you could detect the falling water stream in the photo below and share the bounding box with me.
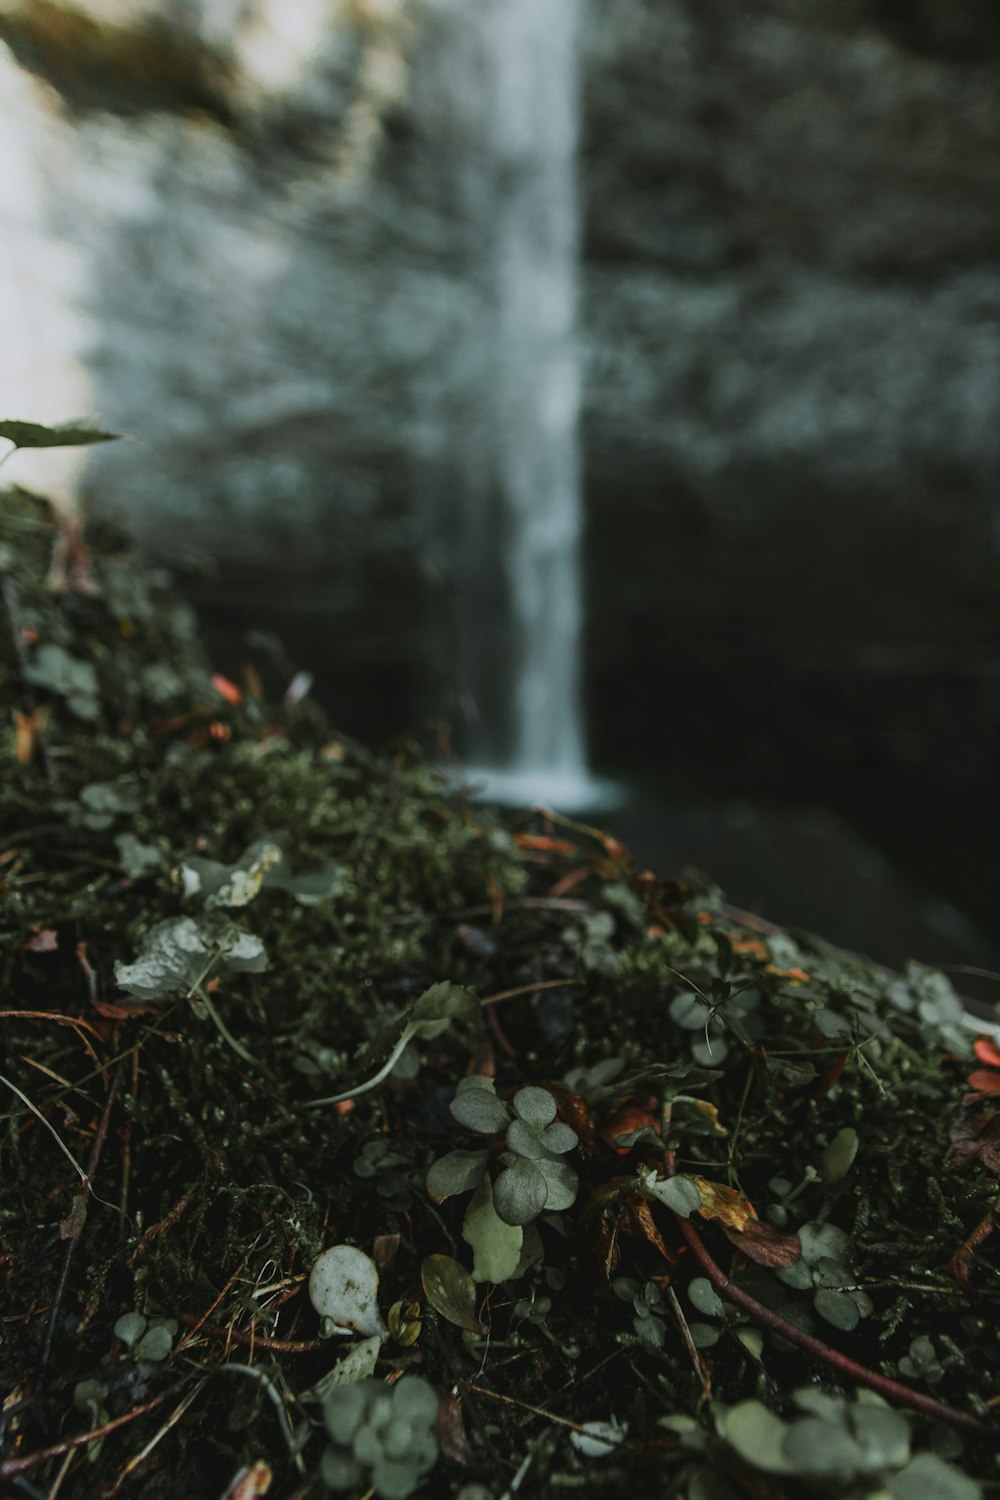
[446,0,614,809]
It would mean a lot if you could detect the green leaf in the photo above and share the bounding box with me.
[719,1400,794,1474]
[462,1177,523,1283]
[0,419,121,450]
[798,1221,850,1265]
[782,1417,863,1480]
[688,1277,725,1318]
[813,1288,861,1331]
[113,1312,146,1348]
[409,982,480,1041]
[886,1453,982,1500]
[510,1086,557,1127]
[267,861,348,905]
[177,840,283,908]
[115,833,161,879]
[821,1127,859,1183]
[420,1254,483,1334]
[532,1155,578,1212]
[540,1120,578,1154]
[493,1157,548,1225]
[425,1149,488,1204]
[114,916,267,1000]
[311,1337,382,1399]
[390,1376,440,1427]
[324,1381,376,1445]
[133,1324,174,1362]
[450,1080,510,1135]
[639,1167,702,1218]
[850,1405,910,1470]
[25,643,98,705]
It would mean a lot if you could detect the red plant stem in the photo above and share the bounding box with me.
[673,1212,989,1437]
[0,1383,187,1483]
[178,1317,322,1354]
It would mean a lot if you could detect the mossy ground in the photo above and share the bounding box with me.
[1,488,999,1498]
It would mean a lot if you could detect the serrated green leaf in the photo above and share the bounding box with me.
[409,982,480,1041]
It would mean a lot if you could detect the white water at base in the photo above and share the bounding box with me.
[459,765,624,814]
[444,0,611,811]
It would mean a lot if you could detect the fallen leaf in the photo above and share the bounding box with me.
[421,1254,483,1334]
[687,1176,757,1232]
[211,673,242,705]
[721,1218,803,1269]
[433,1389,473,1467]
[947,1098,1000,1175]
[624,1194,682,1266]
[973,1038,1000,1068]
[967,1070,1000,1094]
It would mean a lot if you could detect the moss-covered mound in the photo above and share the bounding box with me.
[1,485,998,1499]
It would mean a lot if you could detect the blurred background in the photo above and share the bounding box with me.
[2,0,998,974]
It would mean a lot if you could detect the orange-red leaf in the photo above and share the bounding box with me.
[211,673,242,705]
[973,1037,1000,1068]
[687,1176,756,1232]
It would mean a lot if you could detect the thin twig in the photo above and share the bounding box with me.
[659,1153,989,1437]
[0,1382,191,1483]
[42,1064,122,1368]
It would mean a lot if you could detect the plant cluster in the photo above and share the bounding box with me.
[2,453,1000,1499]
[320,1377,439,1499]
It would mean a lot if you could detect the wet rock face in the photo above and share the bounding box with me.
[2,0,999,770]
[576,0,1000,783]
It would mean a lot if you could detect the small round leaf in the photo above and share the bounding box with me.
[450,1086,510,1135]
[493,1157,548,1225]
[814,1288,861,1331]
[511,1087,557,1127]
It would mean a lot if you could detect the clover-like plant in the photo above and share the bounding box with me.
[428,1079,578,1226]
[712,1387,979,1499]
[114,914,268,1063]
[320,1376,439,1499]
[426,1080,579,1284]
[771,1219,873,1334]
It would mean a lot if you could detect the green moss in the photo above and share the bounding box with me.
[1,485,998,1498]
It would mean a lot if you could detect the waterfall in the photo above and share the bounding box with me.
[436,0,611,809]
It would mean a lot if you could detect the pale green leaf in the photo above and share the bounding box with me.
[462,1178,523,1283]
[425,1149,488,1204]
